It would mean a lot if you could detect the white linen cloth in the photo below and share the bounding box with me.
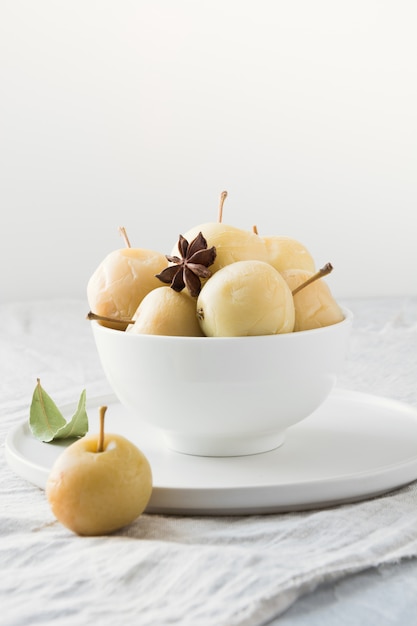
[1,297,416,626]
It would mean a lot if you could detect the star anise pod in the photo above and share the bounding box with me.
[156,232,217,297]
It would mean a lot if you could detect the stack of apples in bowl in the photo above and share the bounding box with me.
[87,193,352,457]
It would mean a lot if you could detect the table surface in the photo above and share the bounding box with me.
[1,296,416,626]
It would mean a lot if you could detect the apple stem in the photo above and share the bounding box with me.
[218,191,228,223]
[86,311,135,325]
[252,225,259,235]
[97,406,107,453]
[292,263,334,295]
[118,226,131,248]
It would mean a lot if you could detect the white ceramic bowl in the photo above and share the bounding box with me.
[91,308,352,457]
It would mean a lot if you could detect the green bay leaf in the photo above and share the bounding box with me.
[54,389,88,439]
[29,379,66,442]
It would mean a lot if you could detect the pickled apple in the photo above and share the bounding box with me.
[196,260,295,337]
[127,287,204,337]
[281,268,344,331]
[87,248,168,330]
[263,236,315,273]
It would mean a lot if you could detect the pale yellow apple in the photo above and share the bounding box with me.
[263,235,316,273]
[127,286,204,337]
[196,260,295,337]
[87,247,168,330]
[173,223,269,276]
[46,432,153,536]
[281,268,344,331]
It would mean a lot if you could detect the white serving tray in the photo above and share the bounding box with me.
[5,389,417,515]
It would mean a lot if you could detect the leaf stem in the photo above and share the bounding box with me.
[86,311,135,325]
[292,263,333,296]
[218,191,228,223]
[97,406,107,453]
[118,226,131,248]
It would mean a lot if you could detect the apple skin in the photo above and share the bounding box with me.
[196,260,295,337]
[280,268,344,331]
[127,286,204,337]
[46,434,153,536]
[173,223,269,276]
[262,236,316,273]
[87,247,168,330]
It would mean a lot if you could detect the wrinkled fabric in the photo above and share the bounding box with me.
[1,297,416,626]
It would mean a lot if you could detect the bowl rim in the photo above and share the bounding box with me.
[90,306,353,342]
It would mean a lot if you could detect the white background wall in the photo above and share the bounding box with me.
[1,0,416,303]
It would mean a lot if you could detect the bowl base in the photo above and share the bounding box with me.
[162,430,287,457]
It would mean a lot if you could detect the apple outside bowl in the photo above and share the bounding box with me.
[91,308,352,457]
